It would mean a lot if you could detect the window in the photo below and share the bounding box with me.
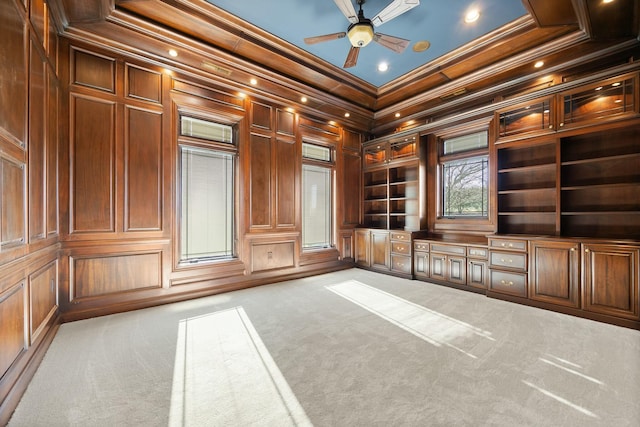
[179,117,236,262]
[302,143,333,249]
[440,131,489,218]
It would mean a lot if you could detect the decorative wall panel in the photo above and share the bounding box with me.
[124,106,162,231]
[71,252,162,299]
[70,95,115,233]
[28,260,57,343]
[1,157,26,249]
[0,282,26,379]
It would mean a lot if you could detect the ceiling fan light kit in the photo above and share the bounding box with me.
[304,0,420,68]
[347,23,374,47]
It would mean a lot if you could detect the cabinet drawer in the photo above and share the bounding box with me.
[490,251,527,270]
[391,241,411,255]
[489,238,527,251]
[430,243,466,256]
[391,255,412,274]
[390,232,410,241]
[467,246,488,259]
[490,270,527,297]
[414,241,429,252]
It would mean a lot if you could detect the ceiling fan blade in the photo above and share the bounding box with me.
[371,0,420,26]
[343,46,360,68]
[304,32,347,45]
[333,0,359,24]
[373,33,410,53]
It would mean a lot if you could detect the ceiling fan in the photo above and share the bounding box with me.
[304,0,420,68]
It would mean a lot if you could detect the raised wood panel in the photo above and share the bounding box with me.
[342,129,362,152]
[1,157,26,248]
[251,102,272,130]
[0,0,27,146]
[251,241,295,272]
[30,0,46,46]
[341,151,361,226]
[72,49,115,93]
[583,244,639,320]
[249,133,271,228]
[276,108,295,136]
[47,70,59,236]
[71,252,162,300]
[126,64,162,104]
[371,230,390,270]
[275,138,295,228]
[70,95,115,233]
[0,282,26,379]
[29,40,46,242]
[29,260,58,343]
[124,106,162,231]
[340,232,353,260]
[355,229,370,266]
[529,241,580,308]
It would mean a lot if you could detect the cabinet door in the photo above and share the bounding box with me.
[370,230,390,271]
[414,251,429,278]
[430,253,447,281]
[354,230,370,267]
[448,255,467,285]
[583,244,639,320]
[529,240,580,308]
[467,259,487,289]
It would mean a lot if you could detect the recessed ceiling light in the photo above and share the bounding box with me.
[344,112,350,118]
[250,78,258,85]
[603,0,614,3]
[612,82,621,86]
[395,113,401,118]
[300,96,308,103]
[595,86,603,91]
[378,62,389,72]
[464,9,480,23]
[534,61,544,68]
[168,49,178,57]
[413,40,431,52]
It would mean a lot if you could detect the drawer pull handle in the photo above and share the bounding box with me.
[500,280,514,287]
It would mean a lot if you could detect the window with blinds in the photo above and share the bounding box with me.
[302,143,333,249]
[179,115,236,263]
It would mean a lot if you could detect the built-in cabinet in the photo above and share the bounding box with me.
[362,134,425,231]
[356,229,414,278]
[413,239,488,291]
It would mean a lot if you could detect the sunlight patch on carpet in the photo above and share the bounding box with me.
[169,306,312,426]
[523,380,599,418]
[326,280,494,359]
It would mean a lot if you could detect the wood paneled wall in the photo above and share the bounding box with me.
[0,0,60,421]
[57,39,361,314]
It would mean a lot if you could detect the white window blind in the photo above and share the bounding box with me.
[180,146,234,261]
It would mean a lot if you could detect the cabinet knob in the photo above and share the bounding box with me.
[585,248,590,253]
[548,124,553,129]
[559,122,564,127]
[570,248,575,252]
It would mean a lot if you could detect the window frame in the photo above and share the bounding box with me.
[432,125,494,233]
[176,113,239,266]
[301,141,336,251]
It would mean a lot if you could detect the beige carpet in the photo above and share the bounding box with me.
[9,268,640,426]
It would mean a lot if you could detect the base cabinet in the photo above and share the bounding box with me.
[583,243,639,320]
[370,230,391,271]
[355,229,413,277]
[529,240,580,308]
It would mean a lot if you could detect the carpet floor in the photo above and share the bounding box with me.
[8,268,640,426]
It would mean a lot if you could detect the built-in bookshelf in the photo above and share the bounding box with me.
[497,141,558,235]
[362,134,423,231]
[560,127,640,239]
